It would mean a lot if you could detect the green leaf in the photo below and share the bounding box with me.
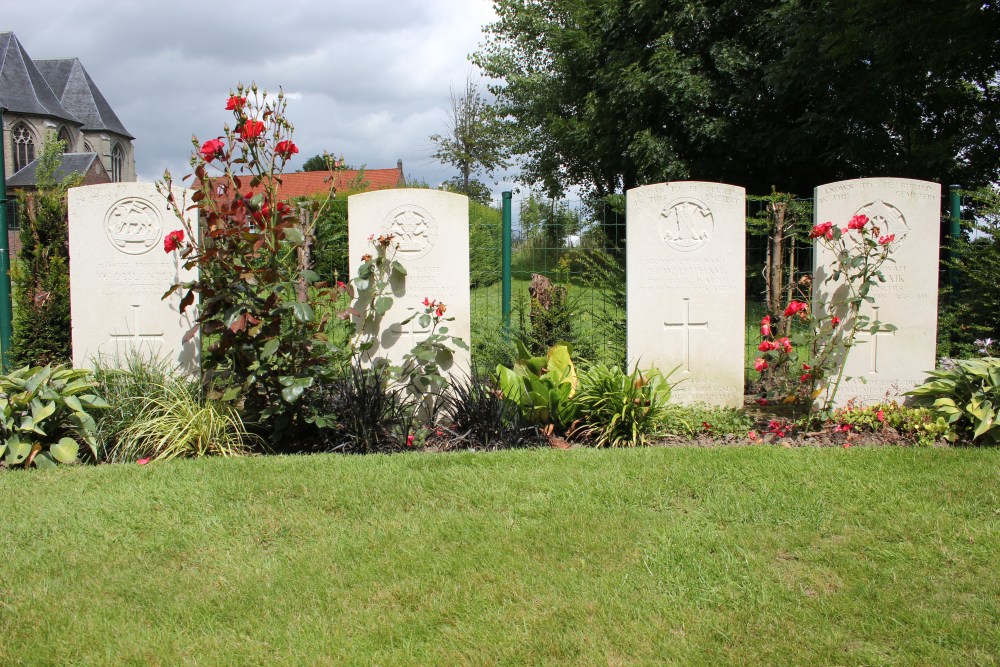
[390,260,407,276]
[221,386,242,402]
[33,452,57,469]
[50,438,80,464]
[64,395,83,413]
[300,269,320,283]
[5,438,32,465]
[418,314,432,328]
[281,385,306,404]
[291,302,314,322]
[31,400,56,424]
[284,227,304,243]
[262,338,281,359]
[374,297,393,315]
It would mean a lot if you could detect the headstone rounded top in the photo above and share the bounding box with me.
[103,197,164,255]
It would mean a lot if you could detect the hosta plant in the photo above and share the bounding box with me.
[0,365,109,468]
[906,357,1000,444]
[496,341,579,431]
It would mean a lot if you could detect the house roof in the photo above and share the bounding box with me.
[5,152,103,188]
[0,32,81,124]
[35,58,133,138]
[208,166,406,201]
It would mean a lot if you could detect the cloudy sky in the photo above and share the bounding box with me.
[7,0,510,194]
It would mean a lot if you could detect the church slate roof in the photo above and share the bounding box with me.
[35,58,134,139]
[0,32,80,124]
[5,152,102,187]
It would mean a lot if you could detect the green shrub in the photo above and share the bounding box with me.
[824,402,949,446]
[907,358,1000,444]
[9,140,81,367]
[570,363,673,447]
[470,201,501,288]
[0,365,109,468]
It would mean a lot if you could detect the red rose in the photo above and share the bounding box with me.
[164,229,185,253]
[831,316,841,326]
[810,221,834,239]
[200,138,225,162]
[238,119,265,141]
[778,336,793,353]
[784,301,808,317]
[226,95,246,111]
[878,234,895,246]
[760,315,771,337]
[275,140,298,159]
[758,340,775,352]
[847,214,869,230]
[754,358,768,372]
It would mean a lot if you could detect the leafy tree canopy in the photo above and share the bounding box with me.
[473,0,1000,197]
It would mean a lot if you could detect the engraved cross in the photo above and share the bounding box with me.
[394,307,433,347]
[855,306,895,374]
[109,304,164,353]
[663,298,708,373]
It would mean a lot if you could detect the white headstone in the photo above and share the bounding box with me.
[627,182,746,407]
[68,183,199,373]
[813,177,941,406]
[348,189,471,378]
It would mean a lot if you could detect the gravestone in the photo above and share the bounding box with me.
[347,189,471,378]
[813,177,941,406]
[626,182,746,407]
[68,182,199,373]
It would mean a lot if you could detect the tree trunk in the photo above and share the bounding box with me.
[767,202,787,319]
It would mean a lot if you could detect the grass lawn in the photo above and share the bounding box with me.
[1,447,998,665]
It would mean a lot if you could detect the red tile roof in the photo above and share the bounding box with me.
[206,166,405,202]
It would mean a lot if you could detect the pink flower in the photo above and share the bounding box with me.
[757,398,768,406]
[200,138,225,162]
[784,301,808,318]
[878,234,895,246]
[238,119,265,141]
[406,434,414,447]
[137,457,151,465]
[164,229,184,253]
[843,442,852,449]
[847,214,869,230]
[748,430,758,441]
[800,373,810,383]
[435,303,447,317]
[275,140,298,159]
[758,340,776,352]
[778,336,793,353]
[367,233,375,241]
[754,358,768,372]
[336,281,346,289]
[876,409,885,422]
[760,315,772,337]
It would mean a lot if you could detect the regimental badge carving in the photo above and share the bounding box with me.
[658,198,714,252]
[104,198,163,255]
[854,199,908,251]
[384,205,438,260]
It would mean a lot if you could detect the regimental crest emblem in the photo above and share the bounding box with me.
[104,198,163,255]
[854,199,908,251]
[658,198,714,252]
[384,205,438,260]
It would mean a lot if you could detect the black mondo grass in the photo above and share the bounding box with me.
[441,371,539,450]
[327,361,412,454]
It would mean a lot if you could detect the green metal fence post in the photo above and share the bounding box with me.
[949,184,961,292]
[501,191,512,334]
[0,107,14,370]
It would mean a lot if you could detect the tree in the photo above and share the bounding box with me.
[429,76,508,197]
[473,0,1000,197]
[9,139,82,366]
[300,153,346,172]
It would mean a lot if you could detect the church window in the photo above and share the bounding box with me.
[112,143,125,182]
[12,123,35,172]
[57,126,72,150]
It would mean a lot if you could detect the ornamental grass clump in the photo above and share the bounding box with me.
[112,382,257,462]
[569,362,673,447]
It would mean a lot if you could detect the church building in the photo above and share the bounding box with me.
[1,31,135,185]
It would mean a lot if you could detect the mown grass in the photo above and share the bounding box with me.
[1,447,997,665]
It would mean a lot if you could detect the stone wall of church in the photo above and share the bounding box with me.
[3,114,134,181]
